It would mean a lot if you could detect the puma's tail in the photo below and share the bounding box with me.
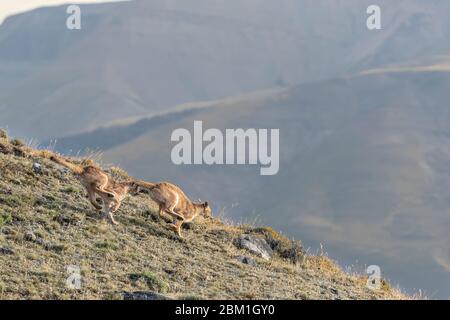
[50,155,84,175]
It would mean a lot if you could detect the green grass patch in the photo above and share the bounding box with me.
[0,193,34,208]
[129,271,169,293]
[96,239,120,251]
[0,212,12,227]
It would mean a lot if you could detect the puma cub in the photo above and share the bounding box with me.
[50,155,138,224]
[136,181,212,237]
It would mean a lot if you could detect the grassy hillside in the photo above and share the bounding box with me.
[0,131,405,299]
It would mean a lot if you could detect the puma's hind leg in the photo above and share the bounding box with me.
[165,208,185,221]
[165,200,185,237]
[87,187,102,210]
[107,199,119,225]
[158,204,173,222]
[169,219,184,237]
[93,182,116,199]
[110,199,122,213]
[158,204,166,218]
[100,207,119,225]
[163,194,185,221]
[100,199,119,225]
[107,211,119,225]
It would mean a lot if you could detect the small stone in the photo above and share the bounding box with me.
[58,167,69,174]
[35,237,51,248]
[24,231,62,251]
[24,231,37,242]
[238,256,257,266]
[234,234,273,260]
[0,247,15,255]
[123,291,172,300]
[32,162,42,174]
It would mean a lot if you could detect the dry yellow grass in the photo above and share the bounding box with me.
[0,133,409,300]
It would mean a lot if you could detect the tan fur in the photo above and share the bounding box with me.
[136,180,212,237]
[50,155,138,224]
[100,180,139,225]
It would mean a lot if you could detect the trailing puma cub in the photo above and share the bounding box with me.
[50,155,139,224]
[136,181,212,237]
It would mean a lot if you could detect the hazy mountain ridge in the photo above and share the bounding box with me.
[2,0,450,139]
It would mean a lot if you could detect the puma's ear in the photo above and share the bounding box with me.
[203,201,209,208]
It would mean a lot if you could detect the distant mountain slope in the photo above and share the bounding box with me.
[53,67,450,298]
[2,0,450,139]
[0,134,406,299]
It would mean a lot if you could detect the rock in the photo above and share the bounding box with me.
[34,197,47,207]
[57,167,69,175]
[123,291,172,300]
[12,147,25,157]
[35,237,53,249]
[55,213,82,226]
[24,231,37,242]
[330,288,339,295]
[249,227,306,265]
[24,230,63,252]
[279,243,305,266]
[0,247,15,255]
[234,234,273,260]
[32,162,42,174]
[0,142,12,155]
[238,256,257,266]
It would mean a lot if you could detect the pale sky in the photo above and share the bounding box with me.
[0,0,127,24]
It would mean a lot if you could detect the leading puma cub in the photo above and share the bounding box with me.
[136,181,212,237]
